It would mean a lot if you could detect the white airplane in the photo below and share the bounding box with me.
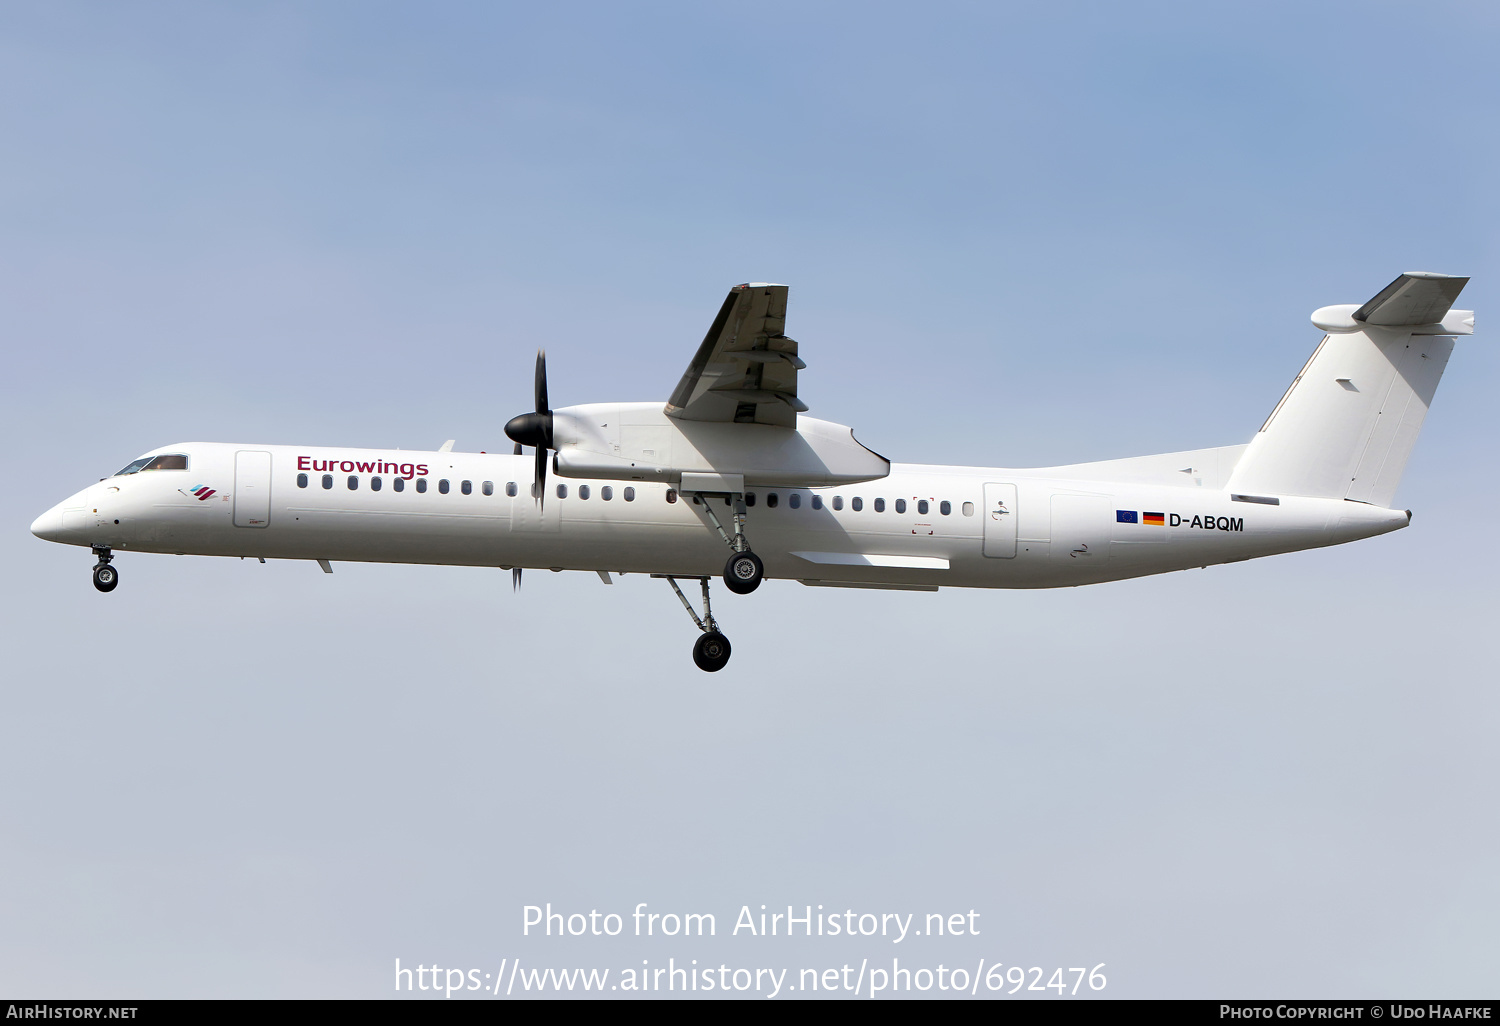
[31,273,1473,671]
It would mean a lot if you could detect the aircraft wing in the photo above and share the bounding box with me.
[665,283,807,428]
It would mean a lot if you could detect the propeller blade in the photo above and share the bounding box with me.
[512,567,522,591]
[535,349,548,415]
[503,348,555,506]
[537,350,549,508]
[535,445,548,509]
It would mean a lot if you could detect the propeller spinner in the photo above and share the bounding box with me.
[504,349,554,507]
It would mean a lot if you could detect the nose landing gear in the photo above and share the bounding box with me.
[91,546,118,593]
[657,574,732,672]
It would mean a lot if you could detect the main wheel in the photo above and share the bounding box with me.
[692,631,732,672]
[723,550,763,595]
[92,563,118,593]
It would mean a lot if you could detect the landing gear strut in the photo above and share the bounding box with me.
[92,546,118,593]
[657,574,732,672]
[693,492,764,594]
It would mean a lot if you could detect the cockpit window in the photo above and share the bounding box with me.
[113,453,188,476]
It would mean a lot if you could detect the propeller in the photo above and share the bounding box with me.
[504,349,554,508]
[512,567,523,591]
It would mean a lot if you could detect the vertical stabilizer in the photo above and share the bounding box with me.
[1226,273,1470,507]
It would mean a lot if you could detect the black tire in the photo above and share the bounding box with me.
[692,631,732,672]
[723,550,763,595]
[92,563,118,593]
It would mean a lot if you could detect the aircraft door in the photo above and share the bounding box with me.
[233,450,272,528]
[1050,493,1111,565]
[982,482,1018,557]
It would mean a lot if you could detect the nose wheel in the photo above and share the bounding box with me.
[693,631,732,672]
[656,575,733,672]
[92,547,118,593]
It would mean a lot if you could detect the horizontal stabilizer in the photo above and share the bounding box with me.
[1354,272,1469,326]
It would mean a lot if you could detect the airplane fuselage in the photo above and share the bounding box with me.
[30,441,1409,592]
[28,273,1470,670]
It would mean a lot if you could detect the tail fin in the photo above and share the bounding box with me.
[1226,273,1472,507]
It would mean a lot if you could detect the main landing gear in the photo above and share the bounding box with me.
[92,546,118,593]
[692,492,765,595]
[657,574,732,672]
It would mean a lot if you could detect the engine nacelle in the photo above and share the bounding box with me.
[550,402,889,489]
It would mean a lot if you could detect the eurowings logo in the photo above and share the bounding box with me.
[180,485,216,501]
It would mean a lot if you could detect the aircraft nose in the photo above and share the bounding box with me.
[31,506,64,542]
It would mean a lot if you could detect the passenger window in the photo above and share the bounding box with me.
[666,489,677,504]
[461,480,472,495]
[142,454,188,471]
[874,498,885,512]
[371,476,382,491]
[482,481,493,496]
[962,501,974,516]
[939,500,950,516]
[852,497,863,511]
[895,498,906,513]
[579,485,590,500]
[506,481,517,497]
[322,474,333,490]
[745,492,756,507]
[917,499,928,515]
[832,496,843,511]
[439,479,450,494]
[601,486,613,501]
[789,493,801,509]
[297,473,308,488]
[348,476,358,490]
[624,487,635,501]
[556,484,568,499]
[811,495,823,510]
[394,477,405,492]
[416,478,428,493]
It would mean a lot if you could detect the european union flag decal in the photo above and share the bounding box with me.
[1116,510,1138,524]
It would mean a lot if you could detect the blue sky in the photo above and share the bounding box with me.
[3,1,1497,998]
